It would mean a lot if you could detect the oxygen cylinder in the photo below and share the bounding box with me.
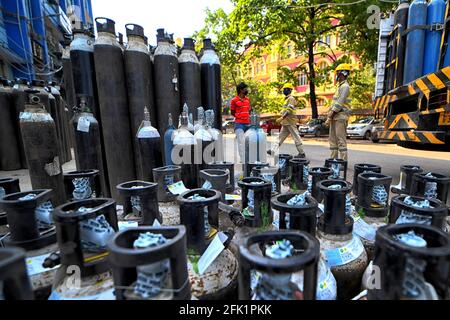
[392,0,410,88]
[61,46,76,118]
[200,39,222,130]
[423,0,446,75]
[403,0,428,84]
[46,84,66,164]
[124,24,157,180]
[94,18,136,199]
[70,26,100,119]
[245,113,268,166]
[19,90,66,206]
[189,113,195,134]
[137,107,163,182]
[205,109,224,163]
[71,95,110,197]
[11,79,30,168]
[194,107,214,182]
[164,113,176,166]
[30,80,51,112]
[179,38,201,116]
[0,79,21,171]
[154,28,180,138]
[49,82,72,163]
[173,111,197,189]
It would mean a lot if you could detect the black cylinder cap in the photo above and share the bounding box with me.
[31,79,45,87]
[156,28,166,42]
[25,89,40,95]
[95,17,116,35]
[72,21,86,34]
[125,24,145,39]
[203,38,213,50]
[15,78,29,85]
[183,38,195,51]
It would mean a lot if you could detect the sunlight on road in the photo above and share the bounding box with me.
[223,134,450,161]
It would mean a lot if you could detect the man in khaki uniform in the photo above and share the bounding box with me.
[268,83,306,158]
[326,64,352,161]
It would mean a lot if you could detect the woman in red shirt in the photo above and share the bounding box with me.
[231,82,251,162]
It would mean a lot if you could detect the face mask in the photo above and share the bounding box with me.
[243,90,249,96]
[283,89,292,96]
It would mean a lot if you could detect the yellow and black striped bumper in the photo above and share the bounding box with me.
[380,130,447,144]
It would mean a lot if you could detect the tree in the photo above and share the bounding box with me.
[198,0,395,117]
[336,1,395,65]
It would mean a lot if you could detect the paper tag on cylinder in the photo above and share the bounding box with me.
[168,181,189,195]
[77,117,90,133]
[324,237,365,268]
[197,232,228,275]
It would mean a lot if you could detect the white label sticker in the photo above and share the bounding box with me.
[168,181,189,195]
[225,194,241,201]
[324,237,365,268]
[272,209,280,230]
[48,288,115,300]
[317,267,338,300]
[352,216,377,242]
[152,219,162,227]
[197,232,228,275]
[118,221,139,231]
[26,254,59,276]
[77,117,90,133]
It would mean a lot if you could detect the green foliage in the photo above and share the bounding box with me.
[197,0,392,116]
[336,1,396,65]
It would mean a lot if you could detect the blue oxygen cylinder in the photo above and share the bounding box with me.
[164,113,176,166]
[403,0,428,84]
[423,0,446,75]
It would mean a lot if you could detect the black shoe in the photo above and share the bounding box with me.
[296,153,306,159]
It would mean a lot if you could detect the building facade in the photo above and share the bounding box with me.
[0,0,93,81]
[240,30,359,117]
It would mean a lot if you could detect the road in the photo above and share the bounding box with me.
[1,135,449,203]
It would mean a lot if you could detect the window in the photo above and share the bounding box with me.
[338,31,347,45]
[247,63,254,77]
[317,98,326,107]
[259,59,266,74]
[325,35,331,46]
[318,61,328,70]
[270,70,277,81]
[271,51,278,62]
[299,73,308,86]
[287,43,294,58]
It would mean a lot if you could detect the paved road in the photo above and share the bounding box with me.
[1,135,449,202]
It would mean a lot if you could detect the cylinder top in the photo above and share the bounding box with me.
[203,39,213,50]
[31,79,46,87]
[108,226,186,266]
[156,28,168,42]
[96,17,116,35]
[126,24,145,39]
[376,224,450,257]
[239,231,320,273]
[183,38,195,51]
[72,24,94,37]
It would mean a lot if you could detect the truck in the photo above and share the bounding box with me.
[374,1,450,149]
